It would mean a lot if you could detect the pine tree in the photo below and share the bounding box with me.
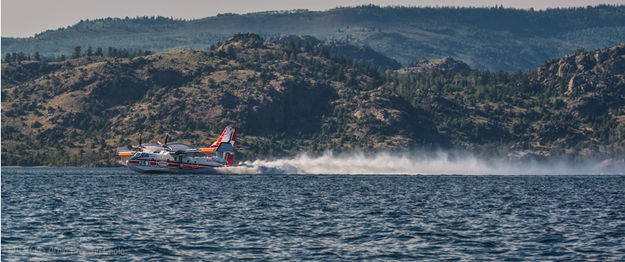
[34,52,41,61]
[15,52,27,61]
[95,47,103,56]
[87,46,93,56]
[72,46,82,59]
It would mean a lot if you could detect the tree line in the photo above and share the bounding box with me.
[2,46,152,63]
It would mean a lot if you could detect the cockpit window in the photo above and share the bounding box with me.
[131,153,149,159]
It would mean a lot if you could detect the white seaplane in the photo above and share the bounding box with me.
[116,126,237,174]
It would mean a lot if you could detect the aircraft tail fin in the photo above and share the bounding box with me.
[210,126,236,148]
[210,126,236,166]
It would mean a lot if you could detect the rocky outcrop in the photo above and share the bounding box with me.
[534,44,625,121]
[536,44,625,96]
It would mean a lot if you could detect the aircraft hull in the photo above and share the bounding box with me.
[126,160,224,174]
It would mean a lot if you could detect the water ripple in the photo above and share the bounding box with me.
[2,168,625,260]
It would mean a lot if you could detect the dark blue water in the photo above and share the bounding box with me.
[2,168,625,261]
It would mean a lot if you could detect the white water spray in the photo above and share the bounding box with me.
[217,151,624,175]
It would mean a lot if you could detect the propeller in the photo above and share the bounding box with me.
[158,134,171,151]
[133,134,143,149]
[157,134,169,146]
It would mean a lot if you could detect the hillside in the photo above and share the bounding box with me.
[1,34,624,166]
[386,46,625,159]
[2,5,625,71]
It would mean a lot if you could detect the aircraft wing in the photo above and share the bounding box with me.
[178,143,235,154]
[169,147,214,155]
[116,147,134,156]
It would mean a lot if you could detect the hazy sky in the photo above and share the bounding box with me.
[2,0,624,37]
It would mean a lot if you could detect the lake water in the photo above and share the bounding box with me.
[2,168,625,260]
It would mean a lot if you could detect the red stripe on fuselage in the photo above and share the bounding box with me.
[128,159,222,169]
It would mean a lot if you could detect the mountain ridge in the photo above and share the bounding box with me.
[2,34,623,166]
[3,5,625,71]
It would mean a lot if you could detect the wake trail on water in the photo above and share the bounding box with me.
[216,151,624,175]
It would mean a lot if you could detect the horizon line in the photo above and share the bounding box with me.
[2,3,623,38]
